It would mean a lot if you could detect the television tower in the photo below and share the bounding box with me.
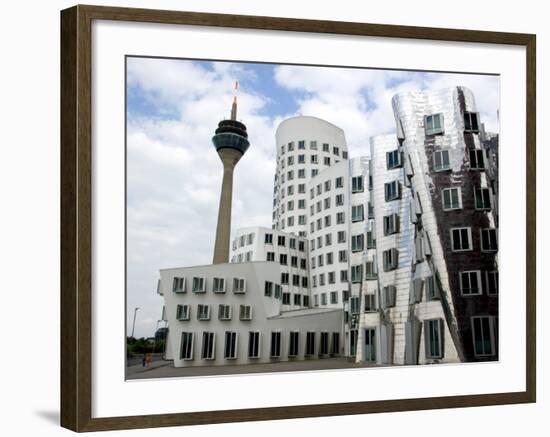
[211,81,250,264]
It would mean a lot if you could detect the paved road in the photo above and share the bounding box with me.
[126,357,380,380]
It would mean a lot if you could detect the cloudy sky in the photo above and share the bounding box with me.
[126,56,499,338]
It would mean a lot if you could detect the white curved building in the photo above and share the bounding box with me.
[273,116,349,236]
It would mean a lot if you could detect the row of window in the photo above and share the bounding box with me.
[280,153,339,167]
[423,111,480,137]
[176,303,253,322]
[171,276,246,294]
[233,232,255,250]
[433,148,485,172]
[450,227,498,252]
[309,229,376,253]
[264,233,305,251]
[264,253,307,269]
[280,140,347,158]
[180,330,341,360]
[275,167,321,182]
[349,314,496,362]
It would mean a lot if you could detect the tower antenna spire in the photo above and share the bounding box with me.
[230,80,239,120]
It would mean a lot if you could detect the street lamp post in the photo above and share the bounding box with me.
[131,307,140,338]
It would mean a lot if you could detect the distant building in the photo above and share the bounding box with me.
[158,86,498,368]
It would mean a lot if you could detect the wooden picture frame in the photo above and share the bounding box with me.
[60,4,536,432]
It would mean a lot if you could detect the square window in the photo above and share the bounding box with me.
[425,113,444,136]
[442,187,462,210]
[451,227,472,251]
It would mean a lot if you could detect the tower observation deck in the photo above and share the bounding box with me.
[211,82,250,264]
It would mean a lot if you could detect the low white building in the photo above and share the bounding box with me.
[159,261,342,367]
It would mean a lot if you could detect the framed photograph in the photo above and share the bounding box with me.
[60,4,536,432]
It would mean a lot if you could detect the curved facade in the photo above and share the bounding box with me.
[273,116,349,236]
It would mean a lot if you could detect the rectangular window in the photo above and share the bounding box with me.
[350,330,358,357]
[192,277,206,293]
[288,141,294,151]
[239,305,253,320]
[351,176,364,193]
[325,233,332,246]
[332,333,340,355]
[201,332,215,360]
[340,270,348,282]
[180,332,194,360]
[336,176,344,188]
[426,275,440,300]
[383,214,399,235]
[289,332,300,357]
[350,296,360,314]
[364,328,376,362]
[442,187,462,210]
[451,227,473,251]
[384,181,401,201]
[433,150,451,171]
[277,235,286,246]
[424,319,444,359]
[351,205,364,222]
[469,149,485,170]
[383,285,396,308]
[460,270,482,296]
[382,248,399,271]
[266,251,275,261]
[279,254,287,265]
[212,277,226,293]
[323,143,330,152]
[270,332,281,358]
[232,278,246,293]
[364,294,377,312]
[298,154,305,164]
[282,293,291,305]
[298,140,305,149]
[480,228,498,251]
[293,293,301,306]
[336,212,345,224]
[351,264,363,283]
[264,281,273,297]
[303,295,310,307]
[172,277,186,293]
[425,113,444,136]
[365,261,377,279]
[324,215,331,227]
[335,193,344,206]
[224,331,238,359]
[311,154,318,164]
[386,149,402,169]
[176,304,190,321]
[472,316,497,356]
[310,140,317,150]
[298,168,305,178]
[338,250,347,262]
[324,157,331,166]
[265,233,273,244]
[248,332,260,358]
[330,291,338,304]
[368,202,374,219]
[298,241,305,252]
[464,111,480,133]
[366,230,376,249]
[305,332,316,356]
[197,304,210,321]
[486,271,499,295]
[320,332,330,355]
[475,187,491,210]
[351,234,364,252]
[218,304,231,321]
[292,274,300,286]
[274,284,282,299]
